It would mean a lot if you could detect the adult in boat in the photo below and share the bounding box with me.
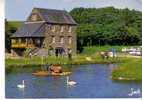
[49,64,63,74]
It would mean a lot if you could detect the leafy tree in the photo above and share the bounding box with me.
[70,7,142,52]
[5,19,18,52]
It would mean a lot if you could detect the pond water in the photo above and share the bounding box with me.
[5,64,142,98]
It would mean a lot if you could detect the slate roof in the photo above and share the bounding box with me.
[35,8,77,25]
[11,23,45,37]
[12,8,77,37]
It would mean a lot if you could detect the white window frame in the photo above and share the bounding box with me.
[68,26,72,32]
[52,25,56,32]
[61,26,64,32]
[51,36,55,43]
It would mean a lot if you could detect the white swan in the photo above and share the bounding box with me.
[66,76,77,86]
[128,88,141,96]
[17,80,25,89]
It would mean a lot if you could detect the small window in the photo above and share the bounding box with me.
[36,39,41,44]
[59,36,64,43]
[18,38,22,43]
[52,25,56,32]
[28,38,33,44]
[68,26,72,32]
[48,25,52,30]
[51,36,55,43]
[11,39,16,44]
[68,36,72,44]
[21,38,26,43]
[31,14,37,21]
[61,26,64,32]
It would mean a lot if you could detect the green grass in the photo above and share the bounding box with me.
[111,58,142,81]
[5,54,122,66]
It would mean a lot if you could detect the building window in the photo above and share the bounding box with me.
[18,38,22,43]
[52,25,56,32]
[21,38,26,43]
[36,39,41,44]
[28,38,33,44]
[31,14,37,21]
[68,36,72,44]
[68,26,72,32]
[59,36,64,43]
[48,25,52,30]
[11,39,16,44]
[51,36,55,43]
[48,46,54,56]
[60,26,64,32]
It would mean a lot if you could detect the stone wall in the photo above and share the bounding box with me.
[43,23,77,55]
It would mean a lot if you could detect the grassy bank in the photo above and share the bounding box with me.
[6,54,122,66]
[111,58,142,81]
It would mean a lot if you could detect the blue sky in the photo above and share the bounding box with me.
[6,0,142,21]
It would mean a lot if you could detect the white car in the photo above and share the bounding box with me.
[129,51,141,56]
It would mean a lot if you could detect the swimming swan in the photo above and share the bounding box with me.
[66,76,77,86]
[128,88,141,96]
[17,80,25,89]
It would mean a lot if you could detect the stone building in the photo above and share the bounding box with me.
[11,8,77,56]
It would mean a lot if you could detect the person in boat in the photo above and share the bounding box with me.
[49,64,62,74]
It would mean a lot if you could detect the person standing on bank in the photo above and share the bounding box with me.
[29,53,32,59]
[68,49,72,60]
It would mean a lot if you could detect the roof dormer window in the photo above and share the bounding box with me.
[31,14,37,21]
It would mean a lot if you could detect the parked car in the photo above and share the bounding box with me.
[129,51,141,56]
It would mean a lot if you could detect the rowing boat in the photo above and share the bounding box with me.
[32,71,71,76]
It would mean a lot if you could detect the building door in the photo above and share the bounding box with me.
[55,47,65,57]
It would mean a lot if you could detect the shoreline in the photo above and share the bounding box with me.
[5,55,142,81]
[5,59,121,67]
